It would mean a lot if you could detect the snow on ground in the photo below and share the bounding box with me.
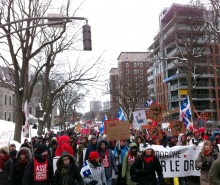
[0,119,38,149]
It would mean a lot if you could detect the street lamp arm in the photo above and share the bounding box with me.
[0,16,88,29]
[0,20,71,39]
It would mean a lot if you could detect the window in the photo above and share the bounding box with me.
[126,63,129,67]
[126,76,129,81]
[126,69,129,74]
[9,96,11,106]
[5,95,7,105]
[8,112,11,121]
[127,99,130,102]
[140,70,143,74]
[140,62,143,67]
[134,69,137,74]
[141,98,144,102]
[134,77,137,81]
[134,63,137,67]
[127,91,130,95]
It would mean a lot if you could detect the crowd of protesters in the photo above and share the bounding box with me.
[1,127,220,185]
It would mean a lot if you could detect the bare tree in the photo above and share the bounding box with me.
[0,0,88,142]
[109,75,148,124]
[57,85,86,131]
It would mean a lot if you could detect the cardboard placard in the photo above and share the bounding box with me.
[170,120,185,136]
[105,120,130,141]
[147,126,163,140]
[147,102,165,122]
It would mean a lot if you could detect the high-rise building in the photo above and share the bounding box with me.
[147,3,220,129]
[90,101,102,112]
[110,52,151,120]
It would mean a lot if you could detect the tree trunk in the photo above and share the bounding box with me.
[37,120,44,136]
[13,95,23,143]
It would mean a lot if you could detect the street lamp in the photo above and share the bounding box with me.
[0,15,92,51]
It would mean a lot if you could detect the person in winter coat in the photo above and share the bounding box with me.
[130,145,166,185]
[196,140,220,185]
[14,147,32,185]
[122,142,138,185]
[78,136,88,169]
[22,144,54,185]
[209,136,219,153]
[0,146,14,185]
[54,153,83,185]
[85,136,97,161]
[97,140,118,185]
[208,157,220,184]
[134,135,145,156]
[82,151,107,185]
[114,139,129,185]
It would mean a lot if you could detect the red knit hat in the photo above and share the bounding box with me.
[89,151,99,161]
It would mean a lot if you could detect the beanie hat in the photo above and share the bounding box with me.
[209,136,215,142]
[0,146,9,155]
[193,129,200,135]
[9,150,17,158]
[35,144,48,155]
[89,151,99,161]
[51,140,57,145]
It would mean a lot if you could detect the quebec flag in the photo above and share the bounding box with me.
[117,107,126,121]
[144,99,153,107]
[99,115,107,134]
[80,160,92,177]
[180,96,192,128]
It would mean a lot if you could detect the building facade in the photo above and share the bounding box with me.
[90,101,102,112]
[110,52,151,120]
[147,3,219,128]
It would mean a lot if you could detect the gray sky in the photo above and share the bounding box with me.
[74,0,190,113]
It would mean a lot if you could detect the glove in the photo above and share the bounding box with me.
[192,139,198,145]
[90,180,98,185]
[121,178,126,185]
[117,149,121,154]
[202,161,211,168]
[139,170,145,175]
[60,168,68,175]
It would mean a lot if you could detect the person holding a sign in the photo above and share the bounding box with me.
[0,146,14,185]
[196,140,220,185]
[130,145,166,185]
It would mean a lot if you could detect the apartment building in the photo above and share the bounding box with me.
[147,3,219,128]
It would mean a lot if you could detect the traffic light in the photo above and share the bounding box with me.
[82,24,92,51]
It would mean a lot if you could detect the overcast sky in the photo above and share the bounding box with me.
[73,0,190,113]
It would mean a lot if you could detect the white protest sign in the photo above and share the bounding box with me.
[140,144,203,177]
[53,156,59,173]
[0,131,12,147]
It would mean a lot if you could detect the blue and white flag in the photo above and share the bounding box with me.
[80,160,92,177]
[117,107,126,121]
[180,96,192,128]
[99,115,107,134]
[144,99,153,107]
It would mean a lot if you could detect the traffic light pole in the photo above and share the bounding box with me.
[0,16,92,50]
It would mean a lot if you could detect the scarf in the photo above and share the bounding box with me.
[203,149,212,156]
[18,158,28,166]
[143,155,154,163]
[0,155,10,169]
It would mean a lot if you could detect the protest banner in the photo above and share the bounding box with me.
[105,120,130,141]
[147,102,165,122]
[196,117,206,129]
[139,144,203,177]
[0,130,12,147]
[147,125,163,140]
[81,128,90,135]
[170,120,185,136]
[133,110,148,127]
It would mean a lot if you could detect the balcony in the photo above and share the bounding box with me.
[170,82,214,90]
